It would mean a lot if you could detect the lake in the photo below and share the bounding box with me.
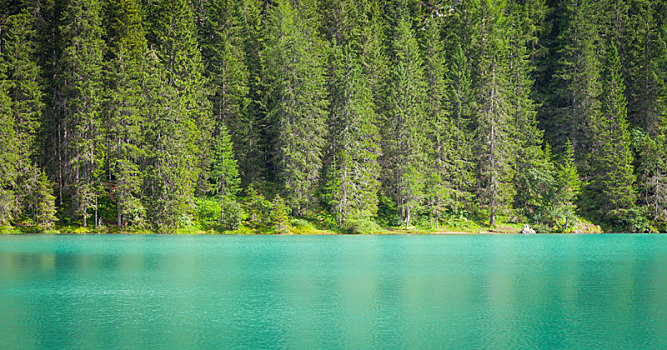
[1,234,666,349]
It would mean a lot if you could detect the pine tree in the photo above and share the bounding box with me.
[587,41,637,230]
[141,0,213,229]
[381,2,427,229]
[200,0,251,184]
[545,0,602,170]
[324,43,380,225]
[104,0,150,229]
[0,7,56,228]
[358,0,387,113]
[238,0,267,185]
[421,15,473,227]
[625,0,666,133]
[262,0,328,215]
[140,63,197,230]
[444,41,477,212]
[553,139,582,231]
[633,130,667,227]
[211,124,241,222]
[269,194,291,233]
[0,68,18,225]
[472,1,515,227]
[56,0,106,228]
[146,0,212,195]
[507,0,556,222]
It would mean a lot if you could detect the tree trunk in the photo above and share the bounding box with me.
[94,197,98,230]
[405,207,410,229]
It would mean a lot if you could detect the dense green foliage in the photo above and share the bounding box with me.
[1,0,665,233]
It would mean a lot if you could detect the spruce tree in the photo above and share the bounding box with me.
[0,69,18,225]
[141,0,212,229]
[587,41,637,230]
[545,0,602,170]
[625,0,666,133]
[507,0,556,222]
[381,2,427,229]
[146,0,212,195]
[140,63,197,230]
[0,7,56,228]
[444,42,477,212]
[420,15,473,227]
[324,43,380,225]
[262,0,328,215]
[104,0,149,229]
[633,130,667,228]
[200,0,251,184]
[238,0,267,185]
[472,1,515,227]
[211,124,241,223]
[56,0,106,228]
[553,140,582,231]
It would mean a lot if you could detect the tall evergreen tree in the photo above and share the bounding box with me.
[55,0,106,228]
[211,124,241,222]
[471,0,515,226]
[507,0,556,222]
[544,0,602,171]
[420,15,473,227]
[632,130,667,228]
[552,139,582,231]
[104,0,150,229]
[139,0,215,229]
[262,0,328,215]
[237,0,267,185]
[625,0,666,133]
[146,0,212,196]
[0,67,18,225]
[324,43,380,225]
[200,0,251,184]
[587,41,637,230]
[381,2,427,228]
[0,7,57,228]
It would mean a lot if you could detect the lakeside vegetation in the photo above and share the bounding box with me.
[0,0,666,234]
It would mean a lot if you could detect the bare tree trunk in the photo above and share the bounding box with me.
[405,207,410,229]
[117,206,122,232]
[94,197,98,230]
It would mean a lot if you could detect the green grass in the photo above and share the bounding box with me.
[5,216,603,235]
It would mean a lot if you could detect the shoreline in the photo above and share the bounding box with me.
[3,228,661,235]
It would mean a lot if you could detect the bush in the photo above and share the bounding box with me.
[270,196,291,233]
[222,200,244,231]
[196,198,221,227]
[342,215,381,234]
[290,218,312,229]
[243,186,271,229]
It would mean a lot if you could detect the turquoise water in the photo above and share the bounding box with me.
[1,235,666,349]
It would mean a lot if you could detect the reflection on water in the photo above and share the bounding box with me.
[1,235,666,349]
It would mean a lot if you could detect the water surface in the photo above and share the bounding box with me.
[1,234,666,349]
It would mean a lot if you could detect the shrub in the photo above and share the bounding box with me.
[270,195,291,233]
[342,215,381,234]
[290,218,312,229]
[195,198,220,229]
[222,200,244,231]
[243,186,271,229]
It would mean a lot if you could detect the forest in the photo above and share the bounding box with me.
[0,0,665,233]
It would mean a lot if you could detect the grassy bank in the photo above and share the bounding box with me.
[2,220,609,235]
